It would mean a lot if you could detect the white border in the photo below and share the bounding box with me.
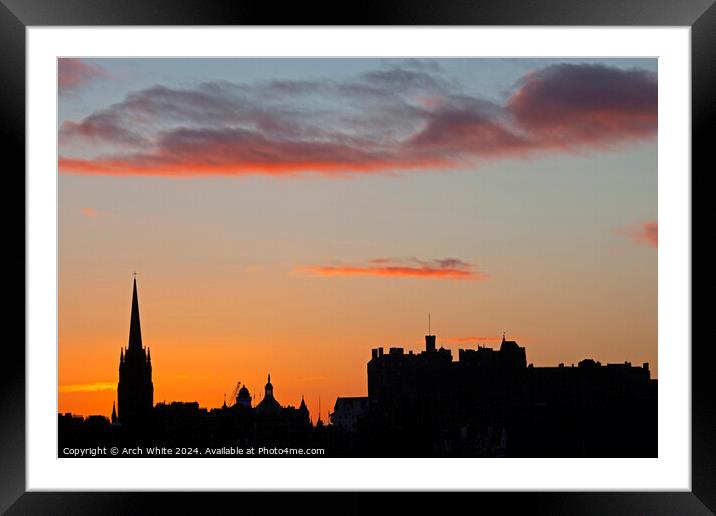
[27,27,690,491]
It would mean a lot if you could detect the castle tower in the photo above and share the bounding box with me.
[117,277,154,424]
[425,334,436,353]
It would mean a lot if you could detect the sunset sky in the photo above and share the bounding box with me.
[58,58,657,420]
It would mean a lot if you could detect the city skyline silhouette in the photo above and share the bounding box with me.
[59,273,657,421]
[59,276,656,458]
[58,58,657,451]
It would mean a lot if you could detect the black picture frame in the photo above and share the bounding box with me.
[1,1,712,514]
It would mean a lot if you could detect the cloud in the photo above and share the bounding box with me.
[295,258,488,280]
[80,207,110,218]
[58,58,108,95]
[506,64,657,148]
[59,382,115,393]
[58,62,657,178]
[620,221,658,248]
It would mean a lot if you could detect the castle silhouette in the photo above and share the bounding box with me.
[59,278,657,457]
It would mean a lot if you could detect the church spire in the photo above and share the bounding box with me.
[117,274,154,424]
[128,275,143,350]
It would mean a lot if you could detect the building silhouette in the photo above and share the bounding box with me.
[256,374,282,416]
[58,277,657,458]
[117,277,153,424]
[235,384,252,408]
[330,397,369,433]
[364,333,656,457]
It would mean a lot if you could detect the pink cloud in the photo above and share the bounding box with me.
[620,221,658,248]
[295,258,488,281]
[58,62,657,178]
[507,64,657,149]
[80,207,110,218]
[58,59,107,94]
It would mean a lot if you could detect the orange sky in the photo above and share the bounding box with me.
[58,224,657,421]
[58,58,657,420]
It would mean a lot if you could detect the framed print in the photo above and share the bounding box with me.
[2,0,713,513]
